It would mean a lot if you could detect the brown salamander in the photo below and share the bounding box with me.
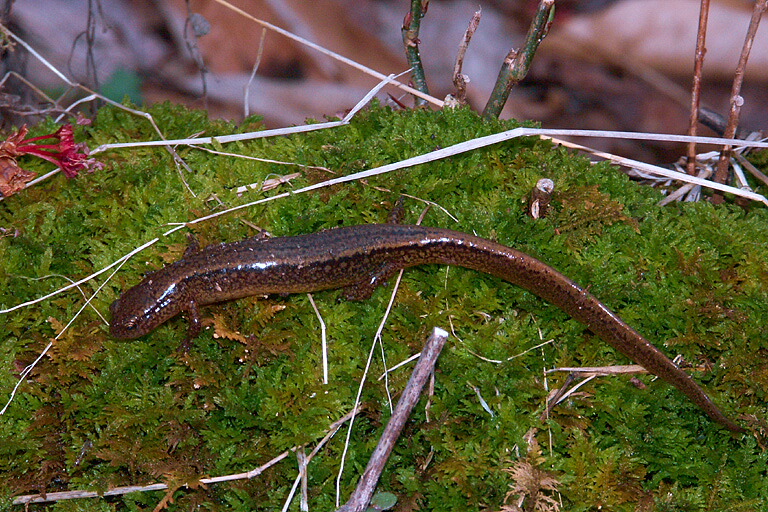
[110,223,744,432]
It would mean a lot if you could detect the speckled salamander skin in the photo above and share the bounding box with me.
[110,224,744,432]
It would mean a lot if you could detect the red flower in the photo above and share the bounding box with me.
[2,124,103,179]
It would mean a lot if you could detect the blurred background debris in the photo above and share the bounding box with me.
[1,0,766,162]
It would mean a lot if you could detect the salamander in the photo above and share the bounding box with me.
[109,223,744,432]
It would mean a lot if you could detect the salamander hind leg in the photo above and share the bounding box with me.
[387,196,407,224]
[342,262,402,301]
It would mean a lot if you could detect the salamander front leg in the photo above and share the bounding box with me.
[178,299,202,352]
[342,262,402,301]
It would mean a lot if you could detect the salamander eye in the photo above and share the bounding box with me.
[123,316,138,330]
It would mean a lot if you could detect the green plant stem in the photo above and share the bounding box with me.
[402,0,430,107]
[482,0,555,119]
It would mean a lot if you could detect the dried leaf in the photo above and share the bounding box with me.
[0,156,36,197]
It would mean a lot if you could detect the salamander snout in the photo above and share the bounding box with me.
[109,295,144,339]
[110,275,187,340]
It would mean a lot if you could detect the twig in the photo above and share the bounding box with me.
[467,381,494,417]
[281,449,308,512]
[731,158,752,190]
[711,0,767,203]
[686,0,710,175]
[0,24,71,85]
[452,8,481,104]
[736,152,768,188]
[378,352,421,380]
[90,69,406,154]
[336,327,449,512]
[697,106,754,140]
[402,0,430,106]
[0,71,69,119]
[536,130,768,204]
[657,166,712,206]
[482,0,554,119]
[545,364,648,376]
[541,373,576,422]
[78,0,103,92]
[12,274,107,323]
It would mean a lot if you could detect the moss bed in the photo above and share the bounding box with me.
[1,103,767,511]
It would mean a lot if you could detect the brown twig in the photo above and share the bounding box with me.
[402,0,431,107]
[452,8,481,104]
[482,0,555,119]
[540,373,575,422]
[711,0,767,204]
[686,0,710,175]
[736,152,768,189]
[336,327,448,512]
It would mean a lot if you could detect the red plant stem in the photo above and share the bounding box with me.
[17,144,60,151]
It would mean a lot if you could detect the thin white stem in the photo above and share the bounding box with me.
[307,294,329,385]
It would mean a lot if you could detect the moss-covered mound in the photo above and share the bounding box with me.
[1,103,766,511]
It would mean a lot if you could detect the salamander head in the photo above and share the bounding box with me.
[110,274,186,339]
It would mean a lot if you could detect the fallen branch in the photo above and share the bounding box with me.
[336,327,449,512]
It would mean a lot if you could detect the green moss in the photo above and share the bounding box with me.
[0,103,767,511]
